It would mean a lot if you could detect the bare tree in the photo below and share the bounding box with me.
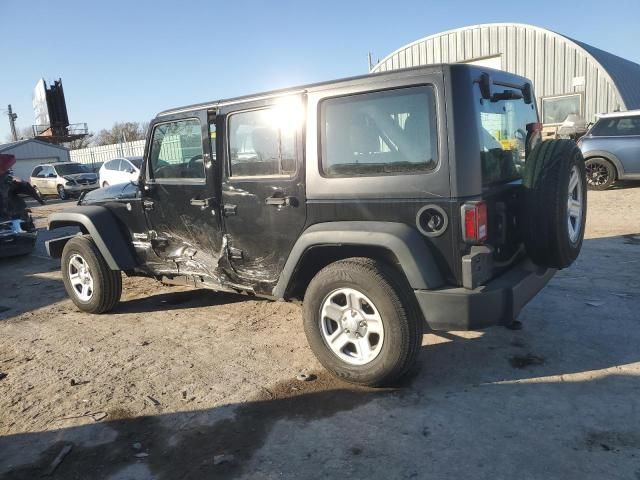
[65,133,95,150]
[4,126,34,143]
[94,122,147,146]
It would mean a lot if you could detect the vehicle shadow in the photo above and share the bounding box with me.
[113,288,250,314]
[609,180,640,190]
[0,254,65,322]
[1,371,638,479]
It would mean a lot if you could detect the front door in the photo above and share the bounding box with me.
[220,95,306,289]
[141,111,223,278]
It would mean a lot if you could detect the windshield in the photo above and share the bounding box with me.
[475,84,539,186]
[55,163,91,175]
[129,158,143,169]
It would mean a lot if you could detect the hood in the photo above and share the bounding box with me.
[80,181,138,205]
[64,173,97,182]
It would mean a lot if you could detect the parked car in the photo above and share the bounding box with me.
[98,156,143,187]
[46,65,586,386]
[578,110,640,190]
[30,162,98,200]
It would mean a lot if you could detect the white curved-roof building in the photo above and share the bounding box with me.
[370,23,640,125]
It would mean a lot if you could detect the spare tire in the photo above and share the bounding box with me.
[521,139,586,269]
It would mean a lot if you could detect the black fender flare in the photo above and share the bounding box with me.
[272,221,444,298]
[47,206,137,271]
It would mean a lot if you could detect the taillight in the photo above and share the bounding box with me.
[461,201,488,243]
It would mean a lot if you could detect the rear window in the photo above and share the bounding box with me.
[320,86,438,177]
[475,84,538,186]
[590,116,640,137]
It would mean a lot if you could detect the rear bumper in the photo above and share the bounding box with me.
[415,260,556,331]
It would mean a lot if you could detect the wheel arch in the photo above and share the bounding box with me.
[47,206,137,271]
[273,221,444,300]
[583,151,624,178]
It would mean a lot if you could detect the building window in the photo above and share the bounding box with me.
[320,86,438,177]
[541,94,582,125]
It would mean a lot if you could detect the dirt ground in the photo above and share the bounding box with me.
[1,185,639,479]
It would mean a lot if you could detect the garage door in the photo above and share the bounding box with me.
[11,157,61,182]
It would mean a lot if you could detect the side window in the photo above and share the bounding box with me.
[149,119,204,180]
[32,166,43,177]
[228,107,297,178]
[320,86,438,177]
[592,117,640,137]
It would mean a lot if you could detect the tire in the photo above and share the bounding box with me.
[303,257,423,387]
[522,139,587,269]
[585,157,616,190]
[61,235,122,314]
[57,184,68,200]
[102,181,109,188]
[33,186,42,198]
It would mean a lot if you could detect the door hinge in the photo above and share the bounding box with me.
[228,246,243,260]
[223,204,237,217]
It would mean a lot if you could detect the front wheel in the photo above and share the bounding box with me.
[61,235,122,313]
[585,158,616,190]
[102,181,109,188]
[303,258,423,387]
[57,184,68,200]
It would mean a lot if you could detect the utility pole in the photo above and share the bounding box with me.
[7,105,18,141]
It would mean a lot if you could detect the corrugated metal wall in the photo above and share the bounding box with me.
[371,24,624,122]
[70,140,145,165]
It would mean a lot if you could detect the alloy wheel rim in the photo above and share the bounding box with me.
[68,254,94,301]
[319,287,384,366]
[585,162,608,186]
[567,165,583,244]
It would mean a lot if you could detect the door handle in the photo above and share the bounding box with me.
[190,197,213,208]
[265,194,297,207]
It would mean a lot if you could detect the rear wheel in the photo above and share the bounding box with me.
[303,258,423,387]
[61,235,122,313]
[585,157,616,190]
[102,181,109,188]
[57,184,68,200]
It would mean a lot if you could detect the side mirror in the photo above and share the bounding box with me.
[48,173,56,178]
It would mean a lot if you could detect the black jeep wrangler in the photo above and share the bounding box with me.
[47,65,586,386]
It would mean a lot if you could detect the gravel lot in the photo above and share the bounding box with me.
[1,185,639,479]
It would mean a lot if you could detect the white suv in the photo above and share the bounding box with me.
[98,156,143,188]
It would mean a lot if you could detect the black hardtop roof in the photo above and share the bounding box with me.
[156,63,532,118]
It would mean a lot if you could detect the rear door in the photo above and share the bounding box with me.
[219,95,306,286]
[141,111,223,277]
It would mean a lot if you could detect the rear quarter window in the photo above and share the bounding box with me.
[320,86,438,177]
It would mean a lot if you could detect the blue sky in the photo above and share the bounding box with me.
[1,0,639,141]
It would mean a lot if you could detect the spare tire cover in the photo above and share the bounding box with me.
[521,139,586,269]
